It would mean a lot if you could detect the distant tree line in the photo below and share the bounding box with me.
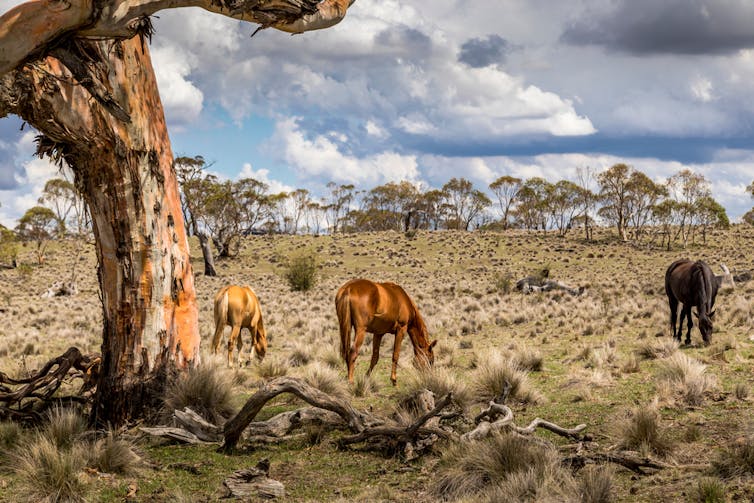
[1,157,748,269]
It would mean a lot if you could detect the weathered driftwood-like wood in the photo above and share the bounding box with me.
[338,393,456,449]
[139,426,211,444]
[563,452,669,475]
[223,377,365,450]
[174,407,222,442]
[0,347,100,421]
[462,397,586,443]
[223,459,285,499]
[246,407,344,437]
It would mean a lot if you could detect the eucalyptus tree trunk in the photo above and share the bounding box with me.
[0,39,200,425]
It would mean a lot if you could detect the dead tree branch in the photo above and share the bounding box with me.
[222,376,365,451]
[0,346,100,421]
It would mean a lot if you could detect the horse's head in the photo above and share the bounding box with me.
[695,310,714,344]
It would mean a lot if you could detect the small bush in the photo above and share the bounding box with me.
[90,430,141,475]
[493,273,514,294]
[735,383,749,401]
[283,253,318,292]
[579,465,614,503]
[163,360,236,424]
[616,406,673,456]
[14,436,88,502]
[693,477,726,502]
[713,435,754,478]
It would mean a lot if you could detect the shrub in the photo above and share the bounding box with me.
[492,273,514,294]
[163,360,236,424]
[283,252,318,292]
[14,436,88,502]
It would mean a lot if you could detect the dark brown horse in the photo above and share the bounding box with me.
[665,259,720,345]
[336,279,436,385]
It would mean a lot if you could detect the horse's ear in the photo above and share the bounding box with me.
[429,340,437,350]
[709,310,716,318]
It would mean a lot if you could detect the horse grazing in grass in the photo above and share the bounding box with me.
[336,279,436,385]
[213,285,267,366]
[665,259,722,345]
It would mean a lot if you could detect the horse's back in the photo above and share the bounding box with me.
[666,259,714,304]
[216,284,261,327]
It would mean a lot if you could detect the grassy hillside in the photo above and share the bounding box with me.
[1,227,753,501]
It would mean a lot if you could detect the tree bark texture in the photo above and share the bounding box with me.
[0,39,199,425]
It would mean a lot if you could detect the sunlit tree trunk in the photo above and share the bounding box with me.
[0,39,199,425]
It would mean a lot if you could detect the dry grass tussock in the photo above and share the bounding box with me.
[90,429,141,475]
[615,405,673,457]
[471,350,543,404]
[433,432,577,502]
[578,465,614,503]
[692,477,726,502]
[350,371,379,398]
[163,357,237,424]
[635,337,679,360]
[656,353,716,406]
[301,362,348,399]
[712,434,754,478]
[398,365,472,410]
[0,420,22,467]
[14,435,88,502]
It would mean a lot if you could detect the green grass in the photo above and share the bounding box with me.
[1,227,754,501]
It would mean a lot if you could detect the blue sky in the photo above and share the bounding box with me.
[2,0,754,225]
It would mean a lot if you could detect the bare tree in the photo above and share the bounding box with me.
[0,0,355,425]
[175,156,217,276]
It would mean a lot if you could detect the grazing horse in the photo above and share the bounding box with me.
[213,285,267,366]
[665,259,720,345]
[336,279,436,385]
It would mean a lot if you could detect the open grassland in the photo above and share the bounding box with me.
[1,227,753,501]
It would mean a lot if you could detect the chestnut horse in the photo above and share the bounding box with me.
[665,259,720,345]
[213,285,267,366]
[336,279,436,385]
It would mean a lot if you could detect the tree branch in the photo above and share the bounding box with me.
[0,0,355,78]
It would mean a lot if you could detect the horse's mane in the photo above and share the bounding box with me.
[408,298,430,344]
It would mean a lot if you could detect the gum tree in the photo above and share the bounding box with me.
[0,0,354,425]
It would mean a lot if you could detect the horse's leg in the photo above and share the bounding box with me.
[684,306,693,345]
[668,297,679,341]
[212,321,225,355]
[390,328,405,386]
[348,327,367,384]
[236,328,245,367]
[227,325,241,367]
[367,334,383,376]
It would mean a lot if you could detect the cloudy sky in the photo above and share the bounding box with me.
[2,0,754,226]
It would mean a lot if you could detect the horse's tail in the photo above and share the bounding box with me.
[336,288,352,362]
[214,287,230,333]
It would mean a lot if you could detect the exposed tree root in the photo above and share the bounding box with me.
[0,346,100,421]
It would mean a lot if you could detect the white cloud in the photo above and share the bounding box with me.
[238,163,295,194]
[151,45,204,128]
[270,117,419,185]
[0,132,60,228]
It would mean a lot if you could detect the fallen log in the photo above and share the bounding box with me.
[223,459,285,499]
[223,377,366,451]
